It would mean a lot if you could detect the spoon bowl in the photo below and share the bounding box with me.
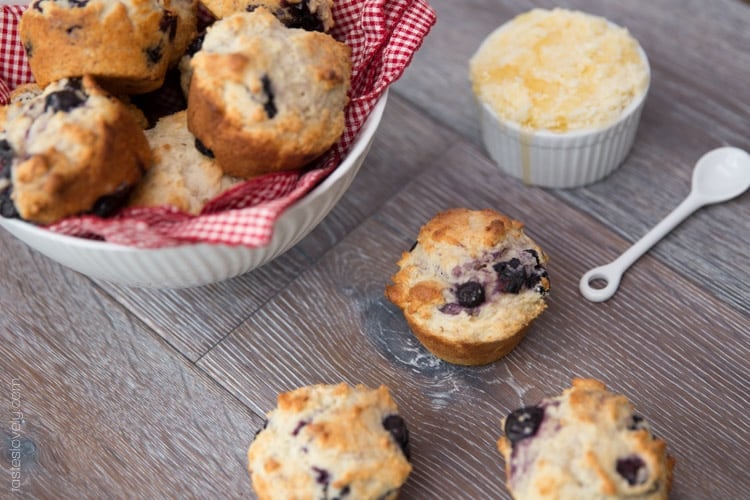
[580,146,750,302]
[691,147,750,202]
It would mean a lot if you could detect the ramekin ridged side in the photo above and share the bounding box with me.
[479,81,648,188]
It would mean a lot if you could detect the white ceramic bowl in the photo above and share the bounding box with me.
[0,93,387,288]
[472,11,650,188]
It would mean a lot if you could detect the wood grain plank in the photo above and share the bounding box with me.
[391,0,750,313]
[0,232,261,498]
[94,94,456,361]
[200,141,749,499]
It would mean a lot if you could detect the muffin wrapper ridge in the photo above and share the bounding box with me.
[0,0,437,248]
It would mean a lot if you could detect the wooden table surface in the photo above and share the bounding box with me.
[2,0,749,498]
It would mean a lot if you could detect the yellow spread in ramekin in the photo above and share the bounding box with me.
[470,8,649,132]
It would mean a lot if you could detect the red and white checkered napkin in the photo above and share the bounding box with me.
[0,0,436,247]
[0,4,32,101]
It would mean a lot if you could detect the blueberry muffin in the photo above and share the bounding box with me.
[0,76,151,224]
[497,379,675,499]
[385,208,550,366]
[127,110,242,214]
[20,0,194,94]
[248,383,412,500]
[201,0,334,31]
[187,8,351,178]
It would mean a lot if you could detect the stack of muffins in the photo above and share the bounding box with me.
[0,0,351,224]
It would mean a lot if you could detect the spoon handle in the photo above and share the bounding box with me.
[579,193,704,302]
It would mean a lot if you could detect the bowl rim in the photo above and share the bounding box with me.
[0,91,389,253]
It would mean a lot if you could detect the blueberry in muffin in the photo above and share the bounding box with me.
[0,139,18,219]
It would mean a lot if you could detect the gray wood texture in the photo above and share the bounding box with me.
[2,0,749,498]
[0,233,261,497]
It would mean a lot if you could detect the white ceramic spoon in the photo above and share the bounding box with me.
[580,146,750,302]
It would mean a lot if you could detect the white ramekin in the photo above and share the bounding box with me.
[474,24,651,189]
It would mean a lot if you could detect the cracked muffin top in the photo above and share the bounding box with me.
[202,0,334,32]
[20,0,197,94]
[497,378,675,500]
[248,383,412,500]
